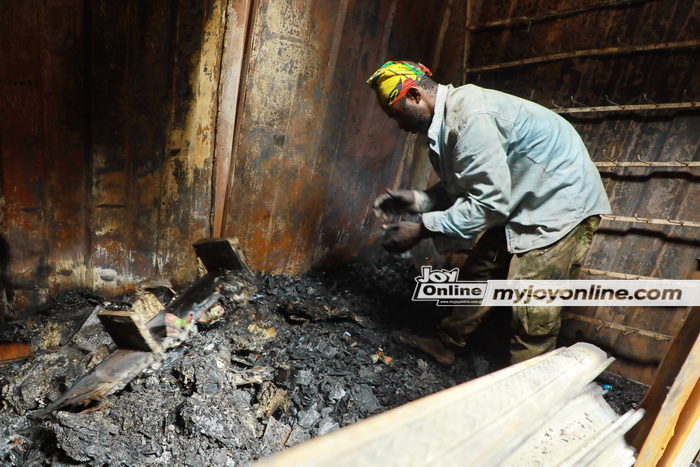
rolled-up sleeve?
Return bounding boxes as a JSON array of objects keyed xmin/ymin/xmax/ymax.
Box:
[{"xmin": 422, "ymin": 113, "xmax": 511, "ymax": 244}]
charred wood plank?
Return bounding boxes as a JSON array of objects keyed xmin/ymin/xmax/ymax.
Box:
[
  {"xmin": 33, "ymin": 349, "xmax": 156, "ymax": 417},
  {"xmin": 33, "ymin": 237, "xmax": 254, "ymax": 417},
  {"xmin": 97, "ymin": 308, "xmax": 163, "ymax": 353},
  {"xmin": 193, "ymin": 237, "xmax": 253, "ymax": 274}
]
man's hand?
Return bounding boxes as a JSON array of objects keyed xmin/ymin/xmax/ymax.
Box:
[
  {"xmin": 372, "ymin": 189, "xmax": 417, "ymax": 220},
  {"xmin": 381, "ymin": 221, "xmax": 434, "ymax": 254}
]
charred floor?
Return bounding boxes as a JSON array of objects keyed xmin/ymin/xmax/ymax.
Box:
[{"xmin": 0, "ymin": 256, "xmax": 647, "ymax": 466}]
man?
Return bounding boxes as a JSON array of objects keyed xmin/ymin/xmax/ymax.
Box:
[{"xmin": 367, "ymin": 61, "xmax": 611, "ymax": 365}]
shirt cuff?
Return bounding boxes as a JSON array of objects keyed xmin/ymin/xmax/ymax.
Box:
[
  {"xmin": 412, "ymin": 190, "xmax": 434, "ymax": 213},
  {"xmin": 421, "ymin": 211, "xmax": 445, "ymax": 233}
]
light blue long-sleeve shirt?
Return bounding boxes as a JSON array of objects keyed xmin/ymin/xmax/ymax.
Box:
[{"xmin": 419, "ymin": 84, "xmax": 611, "ymax": 254}]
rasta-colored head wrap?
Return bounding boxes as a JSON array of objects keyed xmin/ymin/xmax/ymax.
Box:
[{"xmin": 367, "ymin": 61, "xmax": 433, "ymax": 106}]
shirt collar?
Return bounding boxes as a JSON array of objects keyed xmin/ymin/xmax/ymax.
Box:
[{"xmin": 427, "ymin": 84, "xmax": 448, "ymax": 154}]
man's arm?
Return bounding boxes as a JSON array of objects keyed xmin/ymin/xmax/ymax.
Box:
[
  {"xmin": 372, "ymin": 182, "xmax": 450, "ymax": 220},
  {"xmin": 412, "ymin": 183, "xmax": 452, "ymax": 212},
  {"xmin": 421, "ymin": 113, "xmax": 512, "ymax": 244}
]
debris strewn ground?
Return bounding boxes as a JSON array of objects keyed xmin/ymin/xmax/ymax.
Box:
[{"xmin": 0, "ymin": 256, "xmax": 647, "ymax": 465}]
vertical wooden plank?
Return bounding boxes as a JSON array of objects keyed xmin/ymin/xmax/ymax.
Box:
[
  {"xmin": 213, "ymin": 0, "xmax": 253, "ymax": 237},
  {"xmin": 631, "ymin": 308, "xmax": 700, "ymax": 465}
]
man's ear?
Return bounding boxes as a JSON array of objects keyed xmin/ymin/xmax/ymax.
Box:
[{"xmin": 406, "ymin": 87, "xmax": 421, "ymax": 104}]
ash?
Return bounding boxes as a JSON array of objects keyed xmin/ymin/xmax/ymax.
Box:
[{"xmin": 0, "ymin": 256, "xmax": 644, "ymax": 465}]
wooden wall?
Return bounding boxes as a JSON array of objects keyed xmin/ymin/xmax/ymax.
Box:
[
  {"xmin": 435, "ymin": 0, "xmax": 699, "ymax": 384},
  {"xmin": 1, "ymin": 0, "xmax": 227, "ymax": 309}
]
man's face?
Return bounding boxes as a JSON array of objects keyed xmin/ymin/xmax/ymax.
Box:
[{"xmin": 382, "ymin": 97, "xmax": 432, "ymax": 134}]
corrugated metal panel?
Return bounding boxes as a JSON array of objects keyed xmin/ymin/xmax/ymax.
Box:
[
  {"xmin": 220, "ymin": 0, "xmax": 443, "ymax": 273},
  {"xmin": 1, "ymin": 0, "xmax": 87, "ymax": 307},
  {"xmin": 0, "ymin": 0, "xmax": 447, "ymax": 309},
  {"xmin": 1, "ymin": 0, "xmax": 227, "ymax": 309},
  {"xmin": 437, "ymin": 0, "xmax": 699, "ymax": 384}
]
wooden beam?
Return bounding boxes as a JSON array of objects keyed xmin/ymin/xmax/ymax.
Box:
[
  {"xmin": 431, "ymin": 0, "xmax": 454, "ymax": 70},
  {"xmin": 595, "ymin": 160, "xmax": 700, "ymax": 168},
  {"xmin": 562, "ymin": 312, "xmax": 673, "ymax": 341},
  {"xmin": 466, "ymin": 40, "xmax": 700, "ymax": 73},
  {"xmin": 212, "ymin": 0, "xmax": 254, "ymax": 237},
  {"xmin": 469, "ymin": 0, "xmax": 655, "ymax": 30},
  {"xmin": 461, "ymin": 0, "xmax": 472, "ymax": 84},
  {"xmin": 628, "ymin": 308, "xmax": 700, "ymax": 464},
  {"xmin": 659, "ymin": 379, "xmax": 700, "ymax": 466},
  {"xmin": 601, "ymin": 214, "xmax": 700, "ymax": 229},
  {"xmin": 553, "ymin": 101, "xmax": 700, "ymax": 114},
  {"xmin": 580, "ymin": 268, "xmax": 659, "ymax": 281}
]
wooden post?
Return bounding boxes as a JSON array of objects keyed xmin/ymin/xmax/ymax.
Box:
[
  {"xmin": 212, "ymin": 0, "xmax": 254, "ymax": 237},
  {"xmin": 466, "ymin": 40, "xmax": 700, "ymax": 73},
  {"xmin": 553, "ymin": 101, "xmax": 700, "ymax": 114},
  {"xmin": 431, "ymin": 0, "xmax": 454, "ymax": 69},
  {"xmin": 462, "ymin": 0, "xmax": 472, "ymax": 84},
  {"xmin": 629, "ymin": 308, "xmax": 700, "ymax": 465}
]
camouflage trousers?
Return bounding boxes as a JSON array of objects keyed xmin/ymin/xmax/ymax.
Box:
[{"xmin": 436, "ymin": 216, "xmax": 600, "ymax": 364}]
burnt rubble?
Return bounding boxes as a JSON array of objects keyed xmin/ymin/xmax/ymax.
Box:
[{"xmin": 0, "ymin": 256, "xmax": 646, "ymax": 466}]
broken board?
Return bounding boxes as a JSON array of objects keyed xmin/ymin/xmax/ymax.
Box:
[
  {"xmin": 34, "ymin": 237, "xmax": 255, "ymax": 416},
  {"xmin": 97, "ymin": 309, "xmax": 162, "ymax": 353}
]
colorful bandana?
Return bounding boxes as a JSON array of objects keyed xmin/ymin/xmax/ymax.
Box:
[{"xmin": 367, "ymin": 61, "xmax": 433, "ymax": 106}]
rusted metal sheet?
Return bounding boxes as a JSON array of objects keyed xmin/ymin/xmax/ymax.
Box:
[
  {"xmin": 438, "ymin": 0, "xmax": 700, "ymax": 384},
  {"xmin": 0, "ymin": 0, "xmax": 86, "ymax": 308},
  {"xmin": 0, "ymin": 0, "xmax": 227, "ymax": 310},
  {"xmin": 220, "ymin": 0, "xmax": 444, "ymax": 273}
]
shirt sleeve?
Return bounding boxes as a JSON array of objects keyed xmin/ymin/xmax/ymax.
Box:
[
  {"xmin": 421, "ymin": 113, "xmax": 511, "ymax": 244},
  {"xmin": 412, "ymin": 183, "xmax": 452, "ymax": 212}
]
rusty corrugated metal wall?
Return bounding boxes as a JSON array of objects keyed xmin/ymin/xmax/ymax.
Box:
[
  {"xmin": 0, "ymin": 0, "xmax": 444, "ymax": 310},
  {"xmin": 218, "ymin": 0, "xmax": 443, "ymax": 272},
  {"xmin": 1, "ymin": 0, "xmax": 227, "ymax": 309},
  {"xmin": 434, "ymin": 0, "xmax": 699, "ymax": 384}
]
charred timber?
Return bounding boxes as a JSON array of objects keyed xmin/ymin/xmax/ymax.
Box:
[{"xmin": 466, "ymin": 40, "xmax": 700, "ymax": 73}]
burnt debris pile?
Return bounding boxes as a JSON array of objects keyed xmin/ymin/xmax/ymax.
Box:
[{"xmin": 0, "ymin": 256, "xmax": 645, "ymax": 466}]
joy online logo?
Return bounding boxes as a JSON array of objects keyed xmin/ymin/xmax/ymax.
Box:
[{"xmin": 412, "ymin": 266, "xmax": 486, "ymax": 306}]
